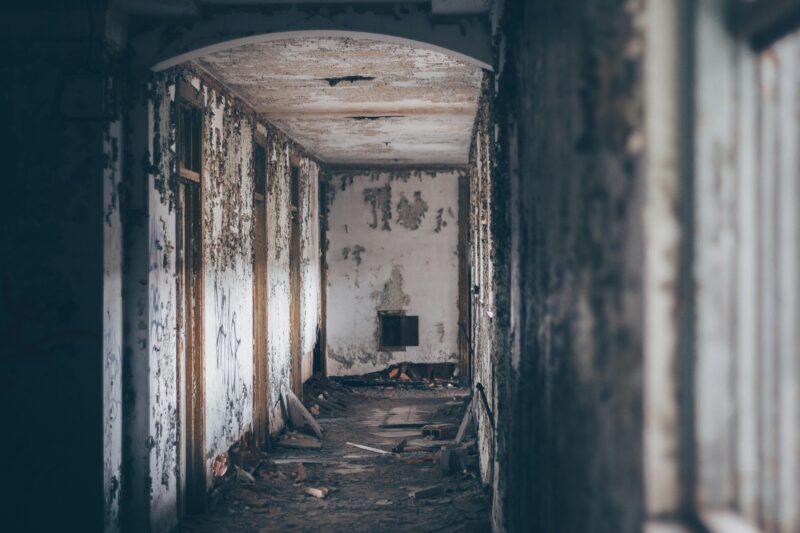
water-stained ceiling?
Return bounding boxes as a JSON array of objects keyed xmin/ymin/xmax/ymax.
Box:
[{"xmin": 196, "ymin": 36, "xmax": 485, "ymax": 166}]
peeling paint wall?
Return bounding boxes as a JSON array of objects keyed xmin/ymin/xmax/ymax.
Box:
[
  {"xmin": 103, "ymin": 45, "xmax": 125, "ymax": 533},
  {"xmin": 196, "ymin": 75, "xmax": 255, "ymax": 481},
  {"xmin": 263, "ymin": 128, "xmax": 322, "ymax": 431},
  {"xmin": 488, "ymin": 1, "xmax": 646, "ymax": 531},
  {"xmin": 142, "ymin": 67, "xmax": 324, "ymax": 528},
  {"xmin": 326, "ymin": 169, "xmax": 461, "ymax": 376},
  {"xmin": 299, "ymin": 157, "xmax": 322, "ymax": 382},
  {"xmin": 148, "ymin": 71, "xmax": 180, "ymax": 531},
  {"xmin": 468, "ymin": 75, "xmax": 496, "ymax": 485}
]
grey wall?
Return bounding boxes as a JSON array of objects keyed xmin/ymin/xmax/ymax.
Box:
[
  {"xmin": 326, "ymin": 169, "xmax": 461, "ymax": 376},
  {"xmin": 484, "ymin": 1, "xmax": 647, "ymax": 531},
  {"xmin": 692, "ymin": 1, "xmax": 800, "ymax": 529}
]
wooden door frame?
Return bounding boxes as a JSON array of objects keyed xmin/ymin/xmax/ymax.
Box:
[
  {"xmin": 252, "ymin": 133, "xmax": 270, "ymax": 449},
  {"xmin": 176, "ymin": 81, "xmax": 206, "ymax": 516},
  {"xmin": 289, "ymin": 159, "xmax": 302, "ymax": 398}
]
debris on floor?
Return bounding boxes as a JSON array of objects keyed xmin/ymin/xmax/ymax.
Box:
[
  {"xmin": 331, "ymin": 362, "xmax": 461, "ymax": 389},
  {"xmin": 182, "ymin": 385, "xmax": 489, "ymax": 533}
]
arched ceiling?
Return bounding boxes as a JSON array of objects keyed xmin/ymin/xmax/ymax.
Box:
[{"xmin": 195, "ymin": 36, "xmax": 485, "ymax": 166}]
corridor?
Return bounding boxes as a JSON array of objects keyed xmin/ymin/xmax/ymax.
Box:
[{"xmin": 5, "ymin": 1, "xmax": 800, "ymax": 532}]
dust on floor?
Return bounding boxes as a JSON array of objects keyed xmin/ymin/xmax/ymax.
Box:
[{"xmin": 182, "ymin": 386, "xmax": 491, "ymax": 532}]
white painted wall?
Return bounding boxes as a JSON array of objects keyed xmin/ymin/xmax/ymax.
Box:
[
  {"xmin": 200, "ymin": 84, "xmax": 255, "ymax": 478},
  {"xmin": 326, "ymin": 170, "xmax": 460, "ymax": 376}
]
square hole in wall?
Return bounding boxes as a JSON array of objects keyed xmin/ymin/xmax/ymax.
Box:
[{"xmin": 380, "ymin": 312, "xmax": 419, "ymax": 350}]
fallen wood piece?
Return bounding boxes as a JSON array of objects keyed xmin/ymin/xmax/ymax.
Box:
[
  {"xmin": 422, "ymin": 423, "xmax": 458, "ymax": 440},
  {"xmin": 409, "ymin": 485, "xmax": 444, "ymax": 499},
  {"xmin": 378, "ymin": 422, "xmax": 429, "ymax": 429},
  {"xmin": 392, "ymin": 439, "xmax": 408, "ymax": 453},
  {"xmin": 251, "ymin": 459, "xmax": 267, "ymax": 477},
  {"xmin": 314, "ymin": 397, "xmax": 346, "ymax": 412},
  {"xmin": 276, "ymin": 436, "xmax": 322, "ymax": 450},
  {"xmin": 403, "ymin": 445, "xmax": 440, "ymax": 453},
  {"xmin": 346, "ymin": 441, "xmax": 391, "ymax": 455},
  {"xmin": 294, "ymin": 463, "xmax": 308, "ymax": 482},
  {"xmin": 270, "ymin": 458, "xmax": 328, "ymax": 465},
  {"xmin": 440, "ymin": 447, "xmax": 468, "ymax": 475},
  {"xmin": 455, "ymin": 397, "xmax": 474, "ymax": 444},
  {"xmin": 407, "ymin": 438, "xmax": 445, "ymax": 448},
  {"xmin": 402, "ymin": 455, "xmax": 438, "ymax": 465},
  {"xmin": 330, "ymin": 377, "xmax": 427, "ymax": 389},
  {"xmin": 285, "ymin": 388, "xmax": 324, "ymax": 439},
  {"xmin": 304, "ymin": 487, "xmax": 329, "ymax": 499},
  {"xmin": 235, "ymin": 466, "xmax": 255, "ymax": 484}
]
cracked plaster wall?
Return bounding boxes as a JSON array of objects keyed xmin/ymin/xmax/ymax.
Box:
[
  {"xmin": 326, "ymin": 169, "xmax": 461, "ymax": 376},
  {"xmin": 141, "ymin": 67, "xmax": 323, "ymax": 529},
  {"xmin": 265, "ymin": 128, "xmax": 322, "ymax": 433},
  {"xmin": 468, "ymin": 75, "xmax": 496, "ymax": 486}
]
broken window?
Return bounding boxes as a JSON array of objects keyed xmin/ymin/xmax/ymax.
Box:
[{"xmin": 380, "ymin": 313, "xmax": 419, "ymax": 350}]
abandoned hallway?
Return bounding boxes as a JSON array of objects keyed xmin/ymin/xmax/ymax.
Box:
[{"xmin": 5, "ymin": 1, "xmax": 800, "ymax": 532}]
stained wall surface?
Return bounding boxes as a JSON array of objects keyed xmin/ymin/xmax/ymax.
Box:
[
  {"xmin": 486, "ymin": 1, "xmax": 647, "ymax": 531},
  {"xmin": 326, "ymin": 169, "xmax": 461, "ymax": 376},
  {"xmin": 122, "ymin": 66, "xmax": 324, "ymax": 532}
]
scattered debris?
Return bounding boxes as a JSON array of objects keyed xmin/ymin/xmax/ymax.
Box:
[
  {"xmin": 389, "ymin": 368, "xmax": 400, "ymax": 379},
  {"xmin": 455, "ymin": 397, "xmax": 474, "ymax": 444},
  {"xmin": 212, "ymin": 453, "xmax": 229, "ymax": 479},
  {"xmin": 440, "ymin": 447, "xmax": 468, "ymax": 475},
  {"xmin": 285, "ymin": 388, "xmax": 324, "ymax": 439},
  {"xmin": 409, "ymin": 485, "xmax": 444, "ymax": 500},
  {"xmin": 399, "ymin": 372, "xmax": 411, "ymax": 382},
  {"xmin": 294, "ymin": 463, "xmax": 308, "ymax": 482},
  {"xmin": 303, "ymin": 487, "xmax": 330, "ymax": 499},
  {"xmin": 235, "ymin": 466, "xmax": 255, "ymax": 484},
  {"xmin": 422, "ymin": 423, "xmax": 458, "ymax": 440},
  {"xmin": 346, "ymin": 441, "xmax": 391, "ymax": 455},
  {"xmin": 392, "ymin": 439, "xmax": 408, "ymax": 453},
  {"xmin": 310, "ymin": 404, "xmax": 321, "ymax": 417},
  {"xmin": 271, "ymin": 458, "xmax": 329, "ymax": 465},
  {"xmin": 276, "ymin": 432, "xmax": 323, "ymax": 450}
]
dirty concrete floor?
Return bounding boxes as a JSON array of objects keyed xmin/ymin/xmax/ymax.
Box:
[{"xmin": 182, "ymin": 387, "xmax": 491, "ymax": 532}]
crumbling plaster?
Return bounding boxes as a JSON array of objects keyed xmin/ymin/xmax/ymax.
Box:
[
  {"xmin": 326, "ymin": 169, "xmax": 461, "ymax": 376},
  {"xmin": 468, "ymin": 75, "xmax": 496, "ymax": 486},
  {"xmin": 127, "ymin": 65, "xmax": 325, "ymax": 531},
  {"xmin": 194, "ymin": 36, "xmax": 484, "ymax": 165}
]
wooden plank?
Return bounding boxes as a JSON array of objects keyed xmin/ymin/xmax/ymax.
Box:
[
  {"xmin": 253, "ymin": 190, "xmax": 269, "ymax": 448},
  {"xmin": 346, "ymin": 442, "xmax": 390, "ymax": 455},
  {"xmin": 285, "ymin": 387, "xmax": 323, "ymax": 439},
  {"xmin": 455, "ymin": 397, "xmax": 473, "ymax": 444},
  {"xmin": 275, "ymin": 436, "xmax": 322, "ymax": 450}
]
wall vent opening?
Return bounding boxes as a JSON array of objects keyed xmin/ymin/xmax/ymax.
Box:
[{"xmin": 380, "ymin": 312, "xmax": 419, "ymax": 350}]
